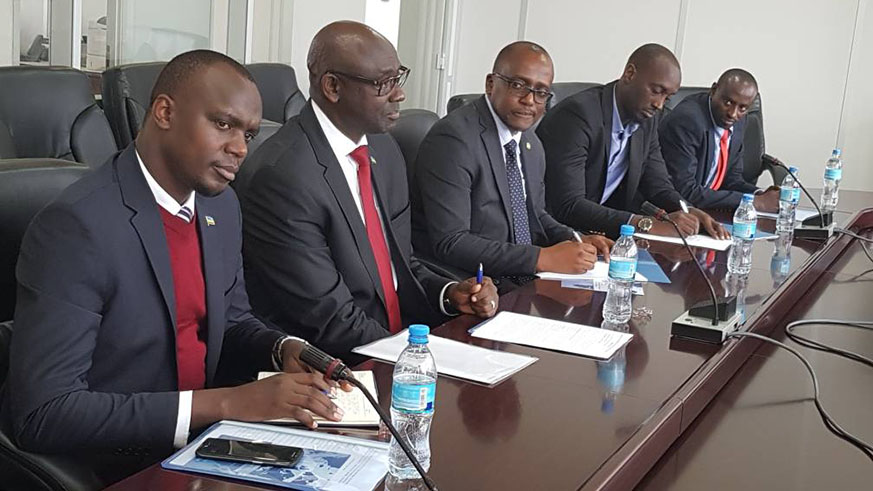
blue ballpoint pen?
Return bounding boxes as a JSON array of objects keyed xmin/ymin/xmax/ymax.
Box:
[{"xmin": 476, "ymin": 262, "xmax": 483, "ymax": 284}]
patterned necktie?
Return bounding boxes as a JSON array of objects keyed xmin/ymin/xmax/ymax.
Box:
[
  {"xmin": 349, "ymin": 145, "xmax": 403, "ymax": 334},
  {"xmin": 710, "ymin": 130, "xmax": 730, "ymax": 190},
  {"xmin": 177, "ymin": 205, "xmax": 193, "ymax": 222},
  {"xmin": 504, "ymin": 140, "xmax": 531, "ymax": 245}
]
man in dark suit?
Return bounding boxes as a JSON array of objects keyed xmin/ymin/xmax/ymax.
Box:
[
  {"xmin": 2, "ymin": 51, "xmax": 345, "ymax": 485},
  {"xmin": 660, "ymin": 68, "xmax": 779, "ymax": 211},
  {"xmin": 412, "ymin": 41, "xmax": 611, "ymax": 286},
  {"xmin": 239, "ymin": 21, "xmax": 498, "ymax": 359},
  {"xmin": 537, "ymin": 44, "xmax": 727, "ymax": 240}
]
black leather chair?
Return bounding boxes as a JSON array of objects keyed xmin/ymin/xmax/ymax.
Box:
[
  {"xmin": 388, "ymin": 109, "xmax": 439, "ymax": 181},
  {"xmin": 246, "ymin": 63, "xmax": 306, "ymax": 124},
  {"xmin": 0, "ymin": 67, "xmax": 117, "ymax": 168},
  {"xmin": 446, "ymin": 93, "xmax": 481, "ymax": 114},
  {"xmin": 0, "ymin": 159, "xmax": 102, "ymax": 491},
  {"xmin": 0, "ymin": 120, "xmax": 15, "ymax": 159},
  {"xmin": 101, "ymin": 62, "xmax": 166, "ymax": 148},
  {"xmin": 549, "ymin": 81, "xmax": 599, "ymax": 109}
]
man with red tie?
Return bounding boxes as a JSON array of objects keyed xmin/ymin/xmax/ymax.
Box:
[
  {"xmin": 659, "ymin": 68, "xmax": 779, "ymax": 211},
  {"xmin": 238, "ymin": 21, "xmax": 498, "ymax": 360}
]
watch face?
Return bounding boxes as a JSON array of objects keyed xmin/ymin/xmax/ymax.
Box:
[{"xmin": 640, "ymin": 218, "xmax": 653, "ymax": 232}]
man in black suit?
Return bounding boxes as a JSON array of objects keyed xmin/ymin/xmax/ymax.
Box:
[
  {"xmin": 239, "ymin": 21, "xmax": 498, "ymax": 359},
  {"xmin": 2, "ymin": 51, "xmax": 345, "ymax": 484},
  {"xmin": 412, "ymin": 42, "xmax": 611, "ymax": 286},
  {"xmin": 537, "ymin": 44, "xmax": 727, "ymax": 239},
  {"xmin": 660, "ymin": 68, "xmax": 779, "ymax": 211}
]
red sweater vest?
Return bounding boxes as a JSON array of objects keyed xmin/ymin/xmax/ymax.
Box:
[{"xmin": 159, "ymin": 207, "xmax": 207, "ymax": 391}]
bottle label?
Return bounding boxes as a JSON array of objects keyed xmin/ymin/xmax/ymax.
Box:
[
  {"xmin": 392, "ymin": 382, "xmax": 436, "ymax": 414},
  {"xmin": 779, "ymin": 187, "xmax": 793, "ymax": 202},
  {"xmin": 792, "ymin": 187, "xmax": 801, "ymax": 203},
  {"xmin": 824, "ymin": 168, "xmax": 842, "ymax": 181},
  {"xmin": 733, "ymin": 222, "xmax": 756, "ymax": 239},
  {"xmin": 608, "ymin": 258, "xmax": 637, "ymax": 280}
]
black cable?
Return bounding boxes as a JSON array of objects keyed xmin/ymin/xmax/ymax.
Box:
[
  {"xmin": 834, "ymin": 228, "xmax": 873, "ymax": 265},
  {"xmin": 664, "ymin": 217, "xmax": 720, "ymax": 326},
  {"xmin": 727, "ymin": 331, "xmax": 873, "ymax": 461},
  {"xmin": 784, "ymin": 320, "xmax": 873, "ymax": 369},
  {"xmin": 765, "ymin": 156, "xmax": 826, "ymax": 228},
  {"xmin": 347, "ymin": 376, "xmax": 438, "ymax": 491}
]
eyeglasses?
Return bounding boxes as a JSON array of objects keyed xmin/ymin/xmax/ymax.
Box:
[
  {"xmin": 491, "ymin": 73, "xmax": 552, "ymax": 104},
  {"xmin": 331, "ymin": 66, "xmax": 410, "ymax": 96}
]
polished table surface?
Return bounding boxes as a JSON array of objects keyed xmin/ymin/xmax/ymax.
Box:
[{"xmin": 108, "ymin": 197, "xmax": 873, "ymax": 491}]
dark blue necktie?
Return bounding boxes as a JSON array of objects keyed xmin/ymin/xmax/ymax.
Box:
[{"xmin": 504, "ymin": 140, "xmax": 531, "ymax": 245}]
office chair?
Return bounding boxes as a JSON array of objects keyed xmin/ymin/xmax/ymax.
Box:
[
  {"xmin": 0, "ymin": 67, "xmax": 117, "ymax": 168},
  {"xmin": 246, "ymin": 63, "xmax": 306, "ymax": 124},
  {"xmin": 101, "ymin": 62, "xmax": 166, "ymax": 148},
  {"xmin": 0, "ymin": 158, "xmax": 101, "ymax": 491},
  {"xmin": 388, "ymin": 109, "xmax": 440, "ymax": 183},
  {"xmin": 0, "ymin": 120, "xmax": 15, "ymax": 159}
]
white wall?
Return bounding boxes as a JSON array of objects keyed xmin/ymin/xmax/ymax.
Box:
[
  {"xmin": 441, "ymin": 0, "xmax": 873, "ymax": 191},
  {"xmin": 0, "ymin": 0, "xmax": 16, "ymax": 65}
]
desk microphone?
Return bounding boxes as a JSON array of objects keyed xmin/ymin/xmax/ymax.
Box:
[
  {"xmin": 299, "ymin": 343, "xmax": 438, "ymax": 491},
  {"xmin": 762, "ymin": 154, "xmax": 833, "ymax": 239},
  {"xmin": 641, "ymin": 201, "xmax": 740, "ymax": 342}
]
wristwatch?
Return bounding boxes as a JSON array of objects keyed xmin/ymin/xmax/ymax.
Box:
[{"xmin": 637, "ymin": 216, "xmax": 654, "ymax": 233}]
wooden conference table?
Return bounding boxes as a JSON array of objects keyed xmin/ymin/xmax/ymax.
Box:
[{"xmin": 110, "ymin": 193, "xmax": 873, "ymax": 490}]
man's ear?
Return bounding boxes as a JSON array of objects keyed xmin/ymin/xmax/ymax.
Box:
[
  {"xmin": 150, "ymin": 94, "xmax": 174, "ymax": 130},
  {"xmin": 621, "ymin": 63, "xmax": 637, "ymax": 84},
  {"xmin": 485, "ymin": 73, "xmax": 494, "ymax": 97},
  {"xmin": 321, "ymin": 73, "xmax": 342, "ymax": 104}
]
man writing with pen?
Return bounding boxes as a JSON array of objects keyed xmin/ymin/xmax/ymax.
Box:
[{"xmin": 412, "ymin": 41, "xmax": 612, "ymax": 291}]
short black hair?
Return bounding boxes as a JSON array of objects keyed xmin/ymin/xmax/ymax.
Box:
[
  {"xmin": 626, "ymin": 43, "xmax": 680, "ymax": 72},
  {"xmin": 717, "ymin": 68, "xmax": 758, "ymax": 90},
  {"xmin": 492, "ymin": 41, "xmax": 551, "ymax": 73},
  {"xmin": 149, "ymin": 49, "xmax": 255, "ymax": 106}
]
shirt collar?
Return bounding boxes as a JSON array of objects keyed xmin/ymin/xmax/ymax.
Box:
[
  {"xmin": 612, "ymin": 91, "xmax": 640, "ymax": 138},
  {"xmin": 311, "ymin": 100, "xmax": 369, "ymax": 157},
  {"xmin": 485, "ymin": 96, "xmax": 522, "ymax": 148},
  {"xmin": 135, "ymin": 148, "xmax": 196, "ymax": 220},
  {"xmin": 708, "ymin": 96, "xmax": 731, "ymax": 136}
]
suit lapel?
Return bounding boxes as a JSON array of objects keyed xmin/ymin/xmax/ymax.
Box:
[
  {"xmin": 196, "ymin": 196, "xmax": 223, "ymax": 386},
  {"xmin": 625, "ymin": 128, "xmax": 644, "ymax": 206},
  {"xmin": 300, "ymin": 105, "xmax": 387, "ymax": 305},
  {"xmin": 598, "ymin": 83, "xmax": 617, "ymax": 198},
  {"xmin": 475, "ymin": 98, "xmax": 515, "ymax": 237},
  {"xmin": 519, "ymin": 132, "xmax": 544, "ymax": 239},
  {"xmin": 117, "ymin": 145, "xmax": 176, "ymax": 337}
]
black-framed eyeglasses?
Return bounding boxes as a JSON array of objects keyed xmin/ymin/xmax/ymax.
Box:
[
  {"xmin": 491, "ymin": 73, "xmax": 552, "ymax": 104},
  {"xmin": 331, "ymin": 66, "xmax": 410, "ymax": 96}
]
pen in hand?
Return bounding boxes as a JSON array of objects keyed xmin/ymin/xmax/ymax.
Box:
[
  {"xmin": 476, "ymin": 262, "xmax": 483, "ymax": 284},
  {"xmin": 572, "ymin": 231, "xmax": 583, "ymax": 243}
]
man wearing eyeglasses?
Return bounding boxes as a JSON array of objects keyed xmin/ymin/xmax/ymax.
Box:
[
  {"xmin": 237, "ymin": 21, "xmax": 498, "ymax": 360},
  {"xmin": 412, "ymin": 42, "xmax": 612, "ymax": 289},
  {"xmin": 537, "ymin": 44, "xmax": 728, "ymax": 240}
]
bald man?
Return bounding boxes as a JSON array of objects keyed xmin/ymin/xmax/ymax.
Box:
[
  {"xmin": 238, "ymin": 22, "xmax": 497, "ymax": 359},
  {"xmin": 412, "ymin": 42, "xmax": 611, "ymax": 288},
  {"xmin": 3, "ymin": 50, "xmax": 346, "ymax": 485},
  {"xmin": 538, "ymin": 44, "xmax": 726, "ymax": 239},
  {"xmin": 660, "ymin": 69, "xmax": 779, "ymax": 211}
]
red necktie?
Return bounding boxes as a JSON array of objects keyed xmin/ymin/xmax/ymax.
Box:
[
  {"xmin": 349, "ymin": 145, "xmax": 403, "ymax": 334},
  {"xmin": 710, "ymin": 130, "xmax": 730, "ymax": 190}
]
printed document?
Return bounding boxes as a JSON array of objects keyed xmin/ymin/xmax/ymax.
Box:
[
  {"xmin": 538, "ymin": 261, "xmax": 647, "ymax": 282},
  {"xmin": 634, "ymin": 232, "xmax": 732, "ymax": 251},
  {"xmin": 258, "ymin": 371, "xmax": 379, "ymax": 426}
]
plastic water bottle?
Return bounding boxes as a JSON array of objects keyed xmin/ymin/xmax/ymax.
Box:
[
  {"xmin": 770, "ymin": 232, "xmax": 792, "ymax": 287},
  {"xmin": 724, "ymin": 272, "xmax": 749, "ymax": 325},
  {"xmin": 820, "ymin": 148, "xmax": 842, "ymax": 213},
  {"xmin": 776, "ymin": 166, "xmax": 800, "ymax": 233},
  {"xmin": 727, "ymin": 194, "xmax": 757, "ymax": 275},
  {"xmin": 388, "ymin": 325, "xmax": 437, "ymax": 480},
  {"xmin": 603, "ymin": 225, "xmax": 637, "ymax": 323}
]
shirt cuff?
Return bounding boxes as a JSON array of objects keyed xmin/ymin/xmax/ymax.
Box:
[
  {"xmin": 439, "ymin": 281, "xmax": 459, "ymax": 316},
  {"xmin": 174, "ymin": 390, "xmax": 193, "ymax": 449}
]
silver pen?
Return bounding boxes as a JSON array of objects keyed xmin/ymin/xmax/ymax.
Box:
[
  {"xmin": 679, "ymin": 199, "xmax": 690, "ymax": 214},
  {"xmin": 572, "ymin": 230, "xmax": 583, "ymax": 242}
]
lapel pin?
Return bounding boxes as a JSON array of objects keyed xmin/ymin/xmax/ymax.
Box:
[
  {"xmin": 205, "ymin": 216, "xmax": 216, "ymax": 226},
  {"xmin": 525, "ymin": 141, "xmax": 531, "ymax": 150},
  {"xmin": 370, "ymin": 155, "xmax": 377, "ymax": 165}
]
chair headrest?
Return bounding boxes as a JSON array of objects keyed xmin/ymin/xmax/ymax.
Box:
[
  {"xmin": 246, "ymin": 63, "xmax": 306, "ymax": 123},
  {"xmin": 101, "ymin": 62, "xmax": 167, "ymax": 147}
]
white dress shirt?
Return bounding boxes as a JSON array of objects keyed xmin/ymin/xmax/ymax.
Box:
[
  {"xmin": 484, "ymin": 97, "xmax": 526, "ymax": 199},
  {"xmin": 135, "ymin": 149, "xmax": 195, "ymax": 449}
]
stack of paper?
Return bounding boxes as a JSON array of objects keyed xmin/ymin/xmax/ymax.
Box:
[
  {"xmin": 352, "ymin": 330, "xmax": 538, "ymax": 385},
  {"xmin": 757, "ymin": 207, "xmax": 819, "ymax": 222},
  {"xmin": 538, "ymin": 261, "xmax": 647, "ymax": 282},
  {"xmin": 634, "ymin": 232, "xmax": 732, "ymax": 251},
  {"xmin": 163, "ymin": 420, "xmax": 389, "ymax": 490},
  {"xmin": 258, "ymin": 371, "xmax": 380, "ymax": 427},
  {"xmin": 470, "ymin": 311, "xmax": 632, "ymax": 360}
]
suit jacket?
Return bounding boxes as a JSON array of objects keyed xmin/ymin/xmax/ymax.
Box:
[
  {"xmin": 412, "ymin": 96, "xmax": 574, "ymax": 279},
  {"xmin": 659, "ymin": 92, "xmax": 758, "ymax": 209},
  {"xmin": 3, "ymin": 145, "xmax": 283, "ymax": 455},
  {"xmin": 238, "ymin": 102, "xmax": 450, "ymax": 359},
  {"xmin": 537, "ymin": 81, "xmax": 684, "ymax": 237}
]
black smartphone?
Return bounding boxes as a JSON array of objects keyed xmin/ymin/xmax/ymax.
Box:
[{"xmin": 195, "ymin": 438, "xmax": 304, "ymax": 467}]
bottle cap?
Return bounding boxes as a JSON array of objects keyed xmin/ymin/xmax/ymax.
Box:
[
  {"xmin": 620, "ymin": 224, "xmax": 635, "ymax": 236},
  {"xmin": 409, "ymin": 324, "xmax": 429, "ymax": 344},
  {"xmin": 832, "ymin": 148, "xmax": 841, "ymax": 157},
  {"xmin": 742, "ymin": 193, "xmax": 754, "ymax": 202},
  {"xmin": 788, "ymin": 166, "xmax": 798, "ymax": 173}
]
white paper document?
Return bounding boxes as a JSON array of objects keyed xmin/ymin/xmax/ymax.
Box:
[
  {"xmin": 162, "ymin": 420, "xmax": 388, "ymax": 490},
  {"xmin": 258, "ymin": 371, "xmax": 379, "ymax": 427},
  {"xmin": 352, "ymin": 330, "xmax": 538, "ymax": 385},
  {"xmin": 634, "ymin": 232, "xmax": 732, "ymax": 251},
  {"xmin": 757, "ymin": 207, "xmax": 820, "ymax": 222},
  {"xmin": 561, "ymin": 278, "xmax": 645, "ymax": 295},
  {"xmin": 469, "ymin": 311, "xmax": 633, "ymax": 360},
  {"xmin": 538, "ymin": 260, "xmax": 647, "ymax": 282}
]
